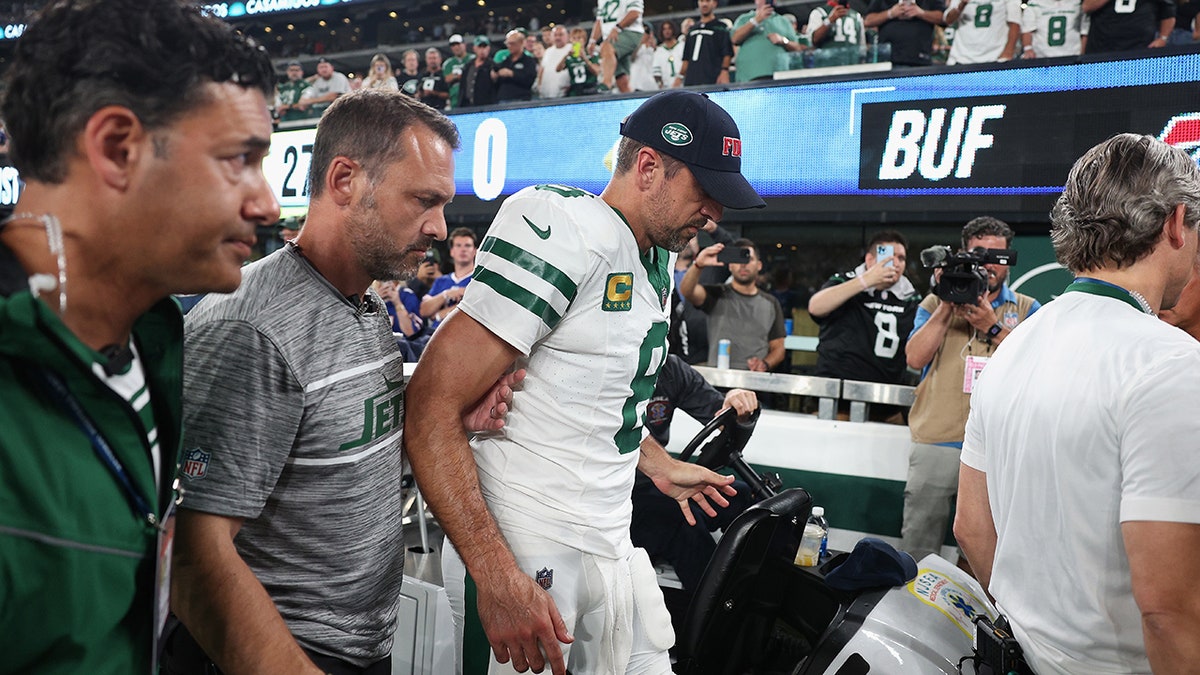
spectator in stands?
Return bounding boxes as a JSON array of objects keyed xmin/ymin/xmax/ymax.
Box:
[
  {"xmin": 864, "ymin": 0, "xmax": 947, "ymax": 66},
  {"xmin": 374, "ymin": 279, "xmax": 423, "ymax": 361},
  {"xmin": 899, "ymin": 216, "xmax": 1039, "ymax": 563},
  {"xmin": 458, "ymin": 36, "xmax": 497, "ymax": 108},
  {"xmin": 681, "ymin": 17, "xmax": 696, "ymax": 35},
  {"xmin": 362, "ymin": 53, "xmax": 398, "ymax": 91},
  {"xmin": 632, "ymin": 355, "xmax": 758, "ymax": 592},
  {"xmin": 1161, "ymin": 263, "xmax": 1200, "ymax": 340},
  {"xmin": 681, "ymin": 238, "xmax": 788, "ymax": 372},
  {"xmin": 421, "ymin": 226, "xmax": 477, "ymax": 330},
  {"xmin": 397, "ymin": 49, "xmax": 422, "ymax": 97},
  {"xmin": 493, "ymin": 29, "xmax": 538, "ymax": 102},
  {"xmin": 733, "ymin": 0, "xmax": 809, "ymax": 82},
  {"xmin": 681, "ymin": 0, "xmax": 734, "ymax": 86},
  {"xmin": 593, "ymin": 0, "xmax": 646, "ymax": 92},
  {"xmin": 653, "ymin": 19, "xmax": 686, "ymax": 88},
  {"xmin": 1084, "ymin": 0, "xmax": 1174, "ymax": 52},
  {"xmin": 275, "ymin": 60, "xmax": 311, "ymax": 122},
  {"xmin": 280, "ymin": 216, "xmax": 303, "ymax": 244},
  {"xmin": 630, "ymin": 26, "xmax": 661, "ymax": 90},
  {"xmin": 1020, "ymin": 0, "xmax": 1088, "ymax": 58},
  {"xmin": 943, "ymin": 0, "xmax": 1021, "ymax": 63},
  {"xmin": 956, "ymin": 134, "xmax": 1200, "ymax": 675},
  {"xmin": 296, "ymin": 57, "xmax": 349, "ymax": 116},
  {"xmin": 444, "ymin": 34, "xmax": 470, "ymax": 110},
  {"xmin": 0, "ymin": 2, "xmax": 276, "ymax": 671},
  {"xmin": 405, "ymin": 252, "xmax": 440, "ymax": 303},
  {"xmin": 809, "ymin": 0, "xmax": 869, "ymax": 54},
  {"xmin": 536, "ymin": 24, "xmax": 572, "ymax": 99},
  {"xmin": 1169, "ymin": 0, "xmax": 1200, "ymax": 44},
  {"xmin": 559, "ymin": 27, "xmax": 603, "ymax": 96},
  {"xmin": 809, "ymin": 231, "xmax": 920, "ymax": 391},
  {"xmin": 418, "ymin": 47, "xmax": 451, "ymax": 110}
]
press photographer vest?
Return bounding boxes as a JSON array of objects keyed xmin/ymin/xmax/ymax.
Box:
[{"xmin": 908, "ymin": 290, "xmax": 1036, "ymax": 444}]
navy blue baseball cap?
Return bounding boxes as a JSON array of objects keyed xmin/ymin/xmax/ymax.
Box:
[
  {"xmin": 619, "ymin": 90, "xmax": 765, "ymax": 210},
  {"xmin": 824, "ymin": 537, "xmax": 918, "ymax": 592}
]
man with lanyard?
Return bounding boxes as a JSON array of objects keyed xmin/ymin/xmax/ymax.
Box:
[
  {"xmin": 0, "ymin": 1, "xmax": 278, "ymax": 672},
  {"xmin": 899, "ymin": 216, "xmax": 1039, "ymax": 564},
  {"xmin": 405, "ymin": 90, "xmax": 765, "ymax": 675},
  {"xmin": 956, "ymin": 133, "xmax": 1200, "ymax": 673}
]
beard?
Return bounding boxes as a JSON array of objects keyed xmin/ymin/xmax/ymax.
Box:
[
  {"xmin": 348, "ymin": 190, "xmax": 428, "ymax": 281},
  {"xmin": 644, "ymin": 181, "xmax": 706, "ymax": 253}
]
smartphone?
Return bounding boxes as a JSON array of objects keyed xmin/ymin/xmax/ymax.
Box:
[
  {"xmin": 717, "ymin": 247, "xmax": 752, "ymax": 265},
  {"xmin": 876, "ymin": 244, "xmax": 895, "ymax": 267}
]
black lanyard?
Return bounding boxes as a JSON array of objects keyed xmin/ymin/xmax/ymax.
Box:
[
  {"xmin": 34, "ymin": 367, "xmax": 159, "ymax": 527},
  {"xmin": 1063, "ymin": 277, "xmax": 1151, "ymax": 314}
]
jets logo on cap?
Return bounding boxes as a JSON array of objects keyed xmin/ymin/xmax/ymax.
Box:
[
  {"xmin": 722, "ymin": 137, "xmax": 742, "ymax": 158},
  {"xmin": 661, "ymin": 122, "xmax": 693, "ymax": 146}
]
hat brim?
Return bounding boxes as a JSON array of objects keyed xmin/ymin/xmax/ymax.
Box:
[{"xmin": 690, "ymin": 164, "xmax": 766, "ymax": 210}]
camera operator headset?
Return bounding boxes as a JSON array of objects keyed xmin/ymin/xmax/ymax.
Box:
[{"xmin": 898, "ymin": 217, "xmax": 1041, "ymax": 565}]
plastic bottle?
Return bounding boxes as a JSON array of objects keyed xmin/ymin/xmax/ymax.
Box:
[{"xmin": 810, "ymin": 506, "xmax": 829, "ymax": 561}]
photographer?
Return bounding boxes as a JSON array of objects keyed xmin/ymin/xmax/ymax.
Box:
[{"xmin": 898, "ymin": 217, "xmax": 1039, "ymax": 564}]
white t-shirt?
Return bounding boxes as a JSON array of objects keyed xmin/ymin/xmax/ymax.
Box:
[
  {"xmin": 946, "ymin": 0, "xmax": 1021, "ymax": 64},
  {"xmin": 652, "ymin": 40, "xmax": 686, "ymax": 86},
  {"xmin": 538, "ymin": 43, "xmax": 572, "ymax": 98},
  {"xmin": 963, "ymin": 290, "xmax": 1200, "ymax": 674},
  {"xmin": 301, "ymin": 71, "xmax": 351, "ymax": 99},
  {"xmin": 597, "ymin": 0, "xmax": 645, "ymax": 36},
  {"xmin": 1021, "ymin": 0, "xmax": 1085, "ymax": 57},
  {"xmin": 459, "ymin": 184, "xmax": 671, "ymax": 559},
  {"xmin": 629, "ymin": 43, "xmax": 659, "ymax": 91}
]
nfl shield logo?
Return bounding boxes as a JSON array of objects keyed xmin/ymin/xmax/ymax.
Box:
[
  {"xmin": 536, "ymin": 567, "xmax": 553, "ymax": 590},
  {"xmin": 182, "ymin": 448, "xmax": 210, "ymax": 480}
]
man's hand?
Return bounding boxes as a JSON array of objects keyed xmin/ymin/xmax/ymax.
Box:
[
  {"xmin": 954, "ymin": 295, "xmax": 996, "ymax": 332},
  {"xmin": 461, "ymin": 369, "xmax": 526, "ymax": 433},
  {"xmin": 720, "ymin": 388, "xmax": 758, "ymax": 420},
  {"xmin": 475, "ymin": 568, "xmax": 574, "ymax": 675},
  {"xmin": 746, "ymin": 356, "xmax": 770, "ymax": 372},
  {"xmin": 861, "ymin": 256, "xmax": 902, "ymax": 289},
  {"xmin": 755, "ymin": 3, "xmax": 777, "ymax": 23},
  {"xmin": 830, "ymin": 5, "xmax": 850, "ymax": 20},
  {"xmin": 650, "ymin": 459, "xmax": 738, "ymax": 525},
  {"xmin": 694, "ymin": 242, "xmax": 725, "ymax": 269}
]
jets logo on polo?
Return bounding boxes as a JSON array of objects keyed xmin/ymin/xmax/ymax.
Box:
[
  {"xmin": 722, "ymin": 136, "xmax": 742, "ymax": 158},
  {"xmin": 661, "ymin": 122, "xmax": 693, "ymax": 146},
  {"xmin": 182, "ymin": 448, "xmax": 211, "ymax": 480},
  {"xmin": 536, "ymin": 567, "xmax": 553, "ymax": 590},
  {"xmin": 603, "ymin": 272, "xmax": 634, "ymax": 311},
  {"xmin": 1159, "ymin": 113, "xmax": 1200, "ymax": 161}
]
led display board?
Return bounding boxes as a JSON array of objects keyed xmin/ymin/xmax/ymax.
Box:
[{"xmin": 203, "ymin": 0, "xmax": 362, "ymax": 19}]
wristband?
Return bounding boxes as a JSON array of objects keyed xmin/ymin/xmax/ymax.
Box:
[
  {"xmin": 1158, "ymin": 33, "xmax": 1170, "ymax": 42},
  {"xmin": 750, "ymin": 17, "xmax": 760, "ymax": 27},
  {"xmin": 986, "ymin": 322, "xmax": 1003, "ymax": 338}
]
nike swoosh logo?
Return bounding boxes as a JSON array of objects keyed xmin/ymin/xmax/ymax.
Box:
[{"xmin": 523, "ymin": 215, "xmax": 551, "ymax": 240}]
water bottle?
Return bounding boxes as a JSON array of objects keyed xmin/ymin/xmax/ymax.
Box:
[
  {"xmin": 716, "ymin": 339, "xmax": 731, "ymax": 369},
  {"xmin": 810, "ymin": 506, "xmax": 829, "ymax": 561}
]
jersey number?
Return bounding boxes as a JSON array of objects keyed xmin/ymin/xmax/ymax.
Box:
[
  {"xmin": 691, "ymin": 33, "xmax": 705, "ymax": 60},
  {"xmin": 600, "ymin": 0, "xmax": 622, "ymax": 22},
  {"xmin": 1113, "ymin": 0, "xmax": 1136, "ymax": 12},
  {"xmin": 974, "ymin": 4, "xmax": 993, "ymax": 27},
  {"xmin": 873, "ymin": 311, "xmax": 900, "ymax": 359},
  {"xmin": 616, "ymin": 322, "xmax": 669, "ymax": 454},
  {"xmin": 1046, "ymin": 15, "xmax": 1067, "ymax": 45}
]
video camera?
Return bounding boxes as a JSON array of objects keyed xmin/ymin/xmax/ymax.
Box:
[{"xmin": 920, "ymin": 245, "xmax": 1017, "ymax": 305}]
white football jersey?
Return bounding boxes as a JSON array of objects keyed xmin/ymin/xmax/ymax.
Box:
[
  {"xmin": 1022, "ymin": 0, "xmax": 1084, "ymax": 57},
  {"xmin": 597, "ymin": 0, "xmax": 645, "ymax": 35},
  {"xmin": 947, "ymin": 0, "xmax": 1021, "ymax": 64},
  {"xmin": 459, "ymin": 184, "xmax": 671, "ymax": 558}
]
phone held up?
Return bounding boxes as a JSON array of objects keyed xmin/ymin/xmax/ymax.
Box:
[
  {"xmin": 717, "ymin": 246, "xmax": 753, "ymax": 265},
  {"xmin": 876, "ymin": 244, "xmax": 895, "ymax": 267}
]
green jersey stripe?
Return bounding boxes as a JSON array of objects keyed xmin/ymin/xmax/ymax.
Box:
[
  {"xmin": 480, "ymin": 236, "xmax": 578, "ymax": 302},
  {"xmin": 474, "ymin": 265, "xmax": 565, "ymax": 329}
]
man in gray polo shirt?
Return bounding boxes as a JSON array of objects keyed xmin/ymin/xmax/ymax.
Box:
[{"xmin": 169, "ymin": 90, "xmax": 515, "ymax": 675}]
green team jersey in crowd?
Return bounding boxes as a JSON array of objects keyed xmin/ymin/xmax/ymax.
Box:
[
  {"xmin": 276, "ymin": 79, "xmax": 310, "ymax": 121},
  {"xmin": 443, "ymin": 54, "xmax": 469, "ymax": 110},
  {"xmin": 564, "ymin": 52, "xmax": 600, "ymax": 96}
]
